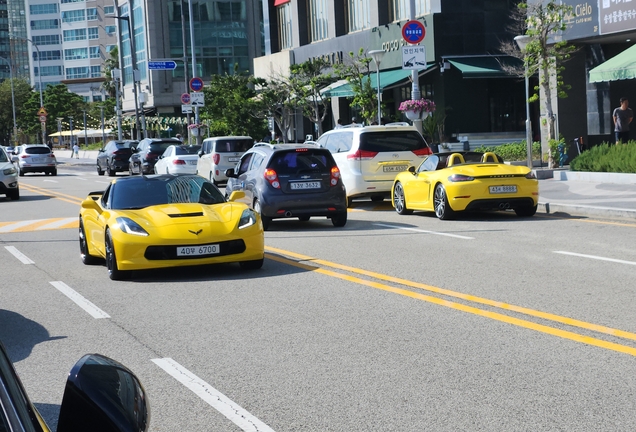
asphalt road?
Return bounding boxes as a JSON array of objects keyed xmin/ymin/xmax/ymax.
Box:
[{"xmin": 2, "ymin": 165, "xmax": 636, "ymax": 431}]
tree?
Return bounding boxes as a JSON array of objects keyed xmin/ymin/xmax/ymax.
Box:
[
  {"xmin": 333, "ymin": 48, "xmax": 377, "ymax": 124},
  {"xmin": 0, "ymin": 78, "xmax": 33, "ymax": 145},
  {"xmin": 289, "ymin": 58, "xmax": 333, "ymax": 137},
  {"xmin": 250, "ymin": 76, "xmax": 297, "ymax": 143},
  {"xmin": 102, "ymin": 46, "xmax": 119, "ymax": 99}
]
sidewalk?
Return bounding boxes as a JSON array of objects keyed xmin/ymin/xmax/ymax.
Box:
[{"xmin": 52, "ymin": 151, "xmax": 636, "ymax": 221}]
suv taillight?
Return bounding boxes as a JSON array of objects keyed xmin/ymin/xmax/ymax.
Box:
[
  {"xmin": 347, "ymin": 149, "xmax": 378, "ymax": 160},
  {"xmin": 212, "ymin": 153, "xmax": 220, "ymax": 164},
  {"xmin": 264, "ymin": 168, "xmax": 280, "ymax": 189},
  {"xmin": 330, "ymin": 166, "xmax": 341, "ymax": 186},
  {"xmin": 412, "ymin": 147, "xmax": 432, "ymax": 156}
]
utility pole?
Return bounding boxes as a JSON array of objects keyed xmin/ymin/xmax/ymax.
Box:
[
  {"xmin": 188, "ymin": 0, "xmax": 202, "ymax": 145},
  {"xmin": 181, "ymin": 0, "xmax": 191, "ymax": 140},
  {"xmin": 112, "ymin": 68, "xmax": 123, "ymax": 140},
  {"xmin": 410, "ymin": 0, "xmax": 423, "ymax": 134}
]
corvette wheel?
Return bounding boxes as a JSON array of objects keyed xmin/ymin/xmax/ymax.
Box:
[
  {"xmin": 254, "ymin": 199, "xmax": 271, "ymax": 231},
  {"xmin": 393, "ymin": 182, "xmax": 413, "ymax": 215},
  {"xmin": 434, "ymin": 184, "xmax": 455, "ymax": 220},
  {"xmin": 79, "ymin": 219, "xmax": 100, "ymax": 265},
  {"xmin": 515, "ymin": 205, "xmax": 537, "ymax": 217},
  {"xmin": 239, "ymin": 258, "xmax": 264, "ymax": 270},
  {"xmin": 105, "ymin": 229, "xmax": 129, "ymax": 280}
]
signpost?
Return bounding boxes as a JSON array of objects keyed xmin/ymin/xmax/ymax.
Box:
[
  {"xmin": 402, "ymin": 20, "xmax": 426, "ymax": 44},
  {"xmin": 148, "ymin": 60, "xmax": 178, "ymax": 70},
  {"xmin": 189, "ymin": 77, "xmax": 204, "ymax": 92}
]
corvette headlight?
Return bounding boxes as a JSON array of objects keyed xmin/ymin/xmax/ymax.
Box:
[
  {"xmin": 238, "ymin": 209, "xmax": 257, "ymax": 229},
  {"xmin": 116, "ymin": 217, "xmax": 149, "ymax": 236},
  {"xmin": 3, "ymin": 167, "xmax": 17, "ymax": 175}
]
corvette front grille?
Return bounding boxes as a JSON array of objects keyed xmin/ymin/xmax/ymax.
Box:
[{"xmin": 144, "ymin": 239, "xmax": 246, "ymax": 260}]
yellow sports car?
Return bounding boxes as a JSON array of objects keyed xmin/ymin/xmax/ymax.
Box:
[
  {"xmin": 79, "ymin": 174, "xmax": 264, "ymax": 280},
  {"xmin": 391, "ymin": 151, "xmax": 539, "ymax": 219}
]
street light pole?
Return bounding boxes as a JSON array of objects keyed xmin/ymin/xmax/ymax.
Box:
[
  {"xmin": 369, "ymin": 50, "xmax": 385, "ymax": 125},
  {"xmin": 188, "ymin": 0, "xmax": 202, "ymax": 145},
  {"xmin": 114, "ymin": 14, "xmax": 142, "ymax": 140},
  {"xmin": 515, "ymin": 35, "xmax": 534, "ymax": 170},
  {"xmin": 0, "ymin": 56, "xmax": 18, "ymax": 146}
]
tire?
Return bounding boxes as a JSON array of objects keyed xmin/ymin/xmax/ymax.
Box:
[
  {"xmin": 51, "ymin": 168, "xmax": 57, "ymax": 176},
  {"xmin": 7, "ymin": 187, "xmax": 19, "ymax": 201},
  {"xmin": 346, "ymin": 197, "xmax": 353, "ymax": 208},
  {"xmin": 254, "ymin": 200, "xmax": 271, "ymax": 231},
  {"xmin": 331, "ymin": 211, "xmax": 347, "ymax": 227},
  {"xmin": 105, "ymin": 229, "xmax": 129, "ymax": 280},
  {"xmin": 433, "ymin": 183, "xmax": 455, "ymax": 220},
  {"xmin": 97, "ymin": 164, "xmax": 104, "ymax": 176},
  {"xmin": 107, "ymin": 163, "xmax": 115, "ymax": 177},
  {"xmin": 18, "ymin": 167, "xmax": 24, "ymax": 177},
  {"xmin": 79, "ymin": 219, "xmax": 100, "ymax": 265},
  {"xmin": 515, "ymin": 205, "xmax": 538, "ymax": 217},
  {"xmin": 239, "ymin": 258, "xmax": 264, "ymax": 270},
  {"xmin": 298, "ymin": 216, "xmax": 310, "ymax": 222},
  {"xmin": 393, "ymin": 182, "xmax": 413, "ymax": 215}
]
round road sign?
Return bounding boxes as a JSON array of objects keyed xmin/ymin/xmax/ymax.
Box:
[
  {"xmin": 181, "ymin": 93, "xmax": 191, "ymax": 104},
  {"xmin": 402, "ymin": 20, "xmax": 426, "ymax": 44},
  {"xmin": 189, "ymin": 77, "xmax": 204, "ymax": 92}
]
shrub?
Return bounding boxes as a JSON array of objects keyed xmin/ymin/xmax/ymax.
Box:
[
  {"xmin": 474, "ymin": 141, "xmax": 541, "ymax": 162},
  {"xmin": 570, "ymin": 141, "xmax": 636, "ymax": 173}
]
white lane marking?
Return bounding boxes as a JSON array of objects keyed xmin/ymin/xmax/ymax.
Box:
[
  {"xmin": 36, "ymin": 218, "xmax": 77, "ymax": 230},
  {"xmin": 4, "ymin": 246, "xmax": 35, "ymax": 264},
  {"xmin": 374, "ymin": 223, "xmax": 474, "ymax": 239},
  {"xmin": 49, "ymin": 281, "xmax": 111, "ymax": 319},
  {"xmin": 94, "ymin": 181, "xmax": 110, "ymax": 184},
  {"xmin": 43, "ymin": 180, "xmax": 58, "ymax": 183},
  {"xmin": 0, "ymin": 219, "xmax": 47, "ymax": 233},
  {"xmin": 152, "ymin": 358, "xmax": 275, "ymax": 432},
  {"xmin": 554, "ymin": 251, "xmax": 636, "ymax": 266}
]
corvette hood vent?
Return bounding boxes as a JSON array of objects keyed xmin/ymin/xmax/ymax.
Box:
[{"xmin": 167, "ymin": 212, "xmax": 204, "ymax": 218}]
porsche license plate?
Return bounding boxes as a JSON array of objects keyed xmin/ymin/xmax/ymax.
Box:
[
  {"xmin": 291, "ymin": 181, "xmax": 320, "ymax": 190},
  {"xmin": 177, "ymin": 244, "xmax": 220, "ymax": 256},
  {"xmin": 383, "ymin": 165, "xmax": 407, "ymax": 172},
  {"xmin": 489, "ymin": 185, "xmax": 517, "ymax": 194}
]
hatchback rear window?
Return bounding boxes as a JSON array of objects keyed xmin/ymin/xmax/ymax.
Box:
[
  {"xmin": 24, "ymin": 147, "xmax": 51, "ymax": 155},
  {"xmin": 268, "ymin": 150, "xmax": 333, "ymax": 175},
  {"xmin": 359, "ymin": 131, "xmax": 427, "ymax": 152},
  {"xmin": 214, "ymin": 139, "xmax": 253, "ymax": 153}
]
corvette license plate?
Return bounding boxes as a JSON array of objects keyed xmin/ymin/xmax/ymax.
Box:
[
  {"xmin": 291, "ymin": 181, "xmax": 320, "ymax": 190},
  {"xmin": 383, "ymin": 165, "xmax": 407, "ymax": 172},
  {"xmin": 489, "ymin": 185, "xmax": 517, "ymax": 194},
  {"xmin": 177, "ymin": 244, "xmax": 219, "ymax": 256}
]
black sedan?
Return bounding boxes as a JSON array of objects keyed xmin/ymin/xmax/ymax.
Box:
[{"xmin": 96, "ymin": 140, "xmax": 138, "ymax": 176}]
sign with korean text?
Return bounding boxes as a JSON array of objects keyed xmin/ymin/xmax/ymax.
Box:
[
  {"xmin": 148, "ymin": 60, "xmax": 177, "ymax": 70},
  {"xmin": 402, "ymin": 46, "xmax": 426, "ymax": 70},
  {"xmin": 561, "ymin": 0, "xmax": 599, "ymax": 40},
  {"xmin": 190, "ymin": 92, "xmax": 205, "ymax": 107},
  {"xmin": 599, "ymin": 0, "xmax": 636, "ymax": 35},
  {"xmin": 189, "ymin": 77, "xmax": 204, "ymax": 92},
  {"xmin": 182, "ymin": 105, "xmax": 193, "ymax": 114},
  {"xmin": 402, "ymin": 20, "xmax": 426, "ymax": 44}
]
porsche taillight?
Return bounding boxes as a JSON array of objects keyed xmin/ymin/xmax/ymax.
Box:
[{"xmin": 264, "ymin": 168, "xmax": 280, "ymax": 189}]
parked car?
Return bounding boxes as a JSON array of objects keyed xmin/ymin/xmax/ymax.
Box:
[
  {"xmin": 0, "ymin": 340, "xmax": 149, "ymax": 432},
  {"xmin": 315, "ymin": 123, "xmax": 432, "ymax": 206},
  {"xmin": 154, "ymin": 144, "xmax": 201, "ymax": 174},
  {"xmin": 197, "ymin": 136, "xmax": 253, "ymax": 184},
  {"xmin": 391, "ymin": 151, "xmax": 539, "ymax": 219},
  {"xmin": 79, "ymin": 174, "xmax": 264, "ymax": 280},
  {"xmin": 0, "ymin": 146, "xmax": 19, "ymax": 200},
  {"xmin": 225, "ymin": 143, "xmax": 347, "ymax": 230},
  {"xmin": 96, "ymin": 140, "xmax": 137, "ymax": 176},
  {"xmin": 129, "ymin": 138, "xmax": 182, "ymax": 175},
  {"xmin": 13, "ymin": 144, "xmax": 57, "ymax": 176}
]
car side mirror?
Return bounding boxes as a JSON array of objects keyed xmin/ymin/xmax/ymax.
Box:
[
  {"xmin": 56, "ymin": 354, "xmax": 149, "ymax": 432},
  {"xmin": 98, "ymin": 149, "xmax": 105, "ymax": 152},
  {"xmin": 228, "ymin": 191, "xmax": 245, "ymax": 201},
  {"xmin": 81, "ymin": 197, "xmax": 102, "ymax": 210},
  {"xmin": 225, "ymin": 168, "xmax": 236, "ymax": 178},
  {"xmin": 11, "ymin": 155, "xmax": 18, "ymax": 163},
  {"xmin": 198, "ymin": 150, "xmax": 203, "ymax": 158},
  {"xmin": 407, "ymin": 166, "xmax": 416, "ymax": 174}
]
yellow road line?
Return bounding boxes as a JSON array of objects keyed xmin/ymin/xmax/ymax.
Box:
[
  {"xmin": 20, "ymin": 183, "xmax": 84, "ymax": 204},
  {"xmin": 265, "ymin": 252, "xmax": 636, "ymax": 357},
  {"xmin": 265, "ymin": 245, "xmax": 636, "ymax": 343}
]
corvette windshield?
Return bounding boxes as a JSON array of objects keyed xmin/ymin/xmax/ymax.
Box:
[{"xmin": 111, "ymin": 176, "xmax": 225, "ymax": 209}]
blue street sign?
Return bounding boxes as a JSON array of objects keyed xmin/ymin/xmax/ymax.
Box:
[
  {"xmin": 190, "ymin": 77, "xmax": 204, "ymax": 92},
  {"xmin": 148, "ymin": 61, "xmax": 177, "ymax": 70}
]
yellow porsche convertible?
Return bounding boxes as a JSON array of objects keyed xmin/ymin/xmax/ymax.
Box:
[
  {"xmin": 391, "ymin": 151, "xmax": 539, "ymax": 219},
  {"xmin": 79, "ymin": 174, "xmax": 264, "ymax": 280}
]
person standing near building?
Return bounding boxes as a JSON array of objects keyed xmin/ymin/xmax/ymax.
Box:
[{"xmin": 613, "ymin": 97, "xmax": 633, "ymax": 144}]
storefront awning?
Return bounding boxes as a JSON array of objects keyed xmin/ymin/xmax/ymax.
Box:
[
  {"xmin": 589, "ymin": 44, "xmax": 636, "ymax": 83},
  {"xmin": 447, "ymin": 56, "xmax": 521, "ymax": 78},
  {"xmin": 321, "ymin": 68, "xmax": 432, "ymax": 98}
]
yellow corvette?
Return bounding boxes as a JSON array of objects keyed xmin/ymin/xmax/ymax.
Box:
[
  {"xmin": 391, "ymin": 152, "xmax": 539, "ymax": 219},
  {"xmin": 79, "ymin": 174, "xmax": 264, "ymax": 280}
]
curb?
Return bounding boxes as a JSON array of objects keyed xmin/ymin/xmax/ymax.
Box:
[{"xmin": 538, "ymin": 202, "xmax": 636, "ymax": 221}]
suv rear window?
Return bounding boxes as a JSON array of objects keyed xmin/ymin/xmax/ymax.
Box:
[
  {"xmin": 175, "ymin": 145, "xmax": 201, "ymax": 155},
  {"xmin": 149, "ymin": 142, "xmax": 176, "ymax": 153},
  {"xmin": 268, "ymin": 149, "xmax": 333, "ymax": 175},
  {"xmin": 24, "ymin": 147, "xmax": 51, "ymax": 155},
  {"xmin": 214, "ymin": 139, "xmax": 253, "ymax": 153},
  {"xmin": 359, "ymin": 131, "xmax": 427, "ymax": 152}
]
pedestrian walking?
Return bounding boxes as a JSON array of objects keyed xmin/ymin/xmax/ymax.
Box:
[
  {"xmin": 73, "ymin": 143, "xmax": 80, "ymax": 159},
  {"xmin": 613, "ymin": 97, "xmax": 633, "ymax": 144},
  {"xmin": 176, "ymin": 133, "xmax": 183, "ymax": 142}
]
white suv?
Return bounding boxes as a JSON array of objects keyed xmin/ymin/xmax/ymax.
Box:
[
  {"xmin": 13, "ymin": 144, "xmax": 57, "ymax": 176},
  {"xmin": 0, "ymin": 146, "xmax": 19, "ymax": 200},
  {"xmin": 196, "ymin": 136, "xmax": 253, "ymax": 185},
  {"xmin": 315, "ymin": 123, "xmax": 431, "ymax": 205}
]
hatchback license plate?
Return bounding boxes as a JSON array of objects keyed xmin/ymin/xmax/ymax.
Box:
[
  {"xmin": 383, "ymin": 165, "xmax": 407, "ymax": 172},
  {"xmin": 291, "ymin": 181, "xmax": 320, "ymax": 190},
  {"xmin": 489, "ymin": 185, "xmax": 517, "ymax": 194},
  {"xmin": 177, "ymin": 244, "xmax": 219, "ymax": 256}
]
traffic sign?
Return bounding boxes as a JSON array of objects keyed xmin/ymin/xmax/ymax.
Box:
[
  {"xmin": 181, "ymin": 105, "xmax": 193, "ymax": 114},
  {"xmin": 181, "ymin": 93, "xmax": 191, "ymax": 104},
  {"xmin": 402, "ymin": 46, "xmax": 427, "ymax": 70},
  {"xmin": 189, "ymin": 77, "xmax": 204, "ymax": 92},
  {"xmin": 39, "ymin": 115, "xmax": 47, "ymax": 122},
  {"xmin": 148, "ymin": 60, "xmax": 177, "ymax": 70},
  {"xmin": 190, "ymin": 92, "xmax": 205, "ymax": 107},
  {"xmin": 38, "ymin": 107, "xmax": 48, "ymax": 116},
  {"xmin": 402, "ymin": 20, "xmax": 426, "ymax": 44}
]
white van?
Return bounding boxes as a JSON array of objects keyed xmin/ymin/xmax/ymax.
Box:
[{"xmin": 196, "ymin": 136, "xmax": 253, "ymax": 184}]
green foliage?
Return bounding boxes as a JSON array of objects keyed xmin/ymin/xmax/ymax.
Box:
[
  {"xmin": 422, "ymin": 111, "xmax": 446, "ymax": 143},
  {"xmin": 474, "ymin": 141, "xmax": 541, "ymax": 161},
  {"xmin": 289, "ymin": 58, "xmax": 333, "ymax": 136},
  {"xmin": 333, "ymin": 48, "xmax": 377, "ymax": 124},
  {"xmin": 570, "ymin": 141, "xmax": 636, "ymax": 173}
]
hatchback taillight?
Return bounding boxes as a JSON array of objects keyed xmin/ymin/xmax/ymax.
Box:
[
  {"xmin": 412, "ymin": 147, "xmax": 432, "ymax": 156},
  {"xmin": 330, "ymin": 166, "xmax": 341, "ymax": 186},
  {"xmin": 347, "ymin": 149, "xmax": 378, "ymax": 160},
  {"xmin": 264, "ymin": 168, "xmax": 280, "ymax": 189},
  {"xmin": 212, "ymin": 153, "xmax": 220, "ymax": 164}
]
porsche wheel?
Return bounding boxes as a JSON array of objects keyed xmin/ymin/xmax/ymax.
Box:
[
  {"xmin": 79, "ymin": 219, "xmax": 100, "ymax": 265},
  {"xmin": 434, "ymin": 184, "xmax": 455, "ymax": 220},
  {"xmin": 514, "ymin": 205, "xmax": 537, "ymax": 217},
  {"xmin": 105, "ymin": 229, "xmax": 129, "ymax": 280},
  {"xmin": 239, "ymin": 258, "xmax": 264, "ymax": 270},
  {"xmin": 393, "ymin": 182, "xmax": 413, "ymax": 215},
  {"xmin": 254, "ymin": 199, "xmax": 271, "ymax": 231},
  {"xmin": 331, "ymin": 211, "xmax": 347, "ymax": 227}
]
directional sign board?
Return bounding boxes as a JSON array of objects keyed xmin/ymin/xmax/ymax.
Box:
[
  {"xmin": 402, "ymin": 46, "xmax": 427, "ymax": 70},
  {"xmin": 189, "ymin": 77, "xmax": 204, "ymax": 92},
  {"xmin": 148, "ymin": 61, "xmax": 177, "ymax": 70},
  {"xmin": 402, "ymin": 20, "xmax": 426, "ymax": 44},
  {"xmin": 190, "ymin": 92, "xmax": 205, "ymax": 107},
  {"xmin": 181, "ymin": 93, "xmax": 191, "ymax": 105},
  {"xmin": 182, "ymin": 105, "xmax": 193, "ymax": 114}
]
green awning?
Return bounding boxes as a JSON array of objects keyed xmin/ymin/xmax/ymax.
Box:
[
  {"xmin": 447, "ymin": 56, "xmax": 520, "ymax": 78},
  {"xmin": 589, "ymin": 45, "xmax": 636, "ymax": 83},
  {"xmin": 321, "ymin": 69, "xmax": 414, "ymax": 98}
]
